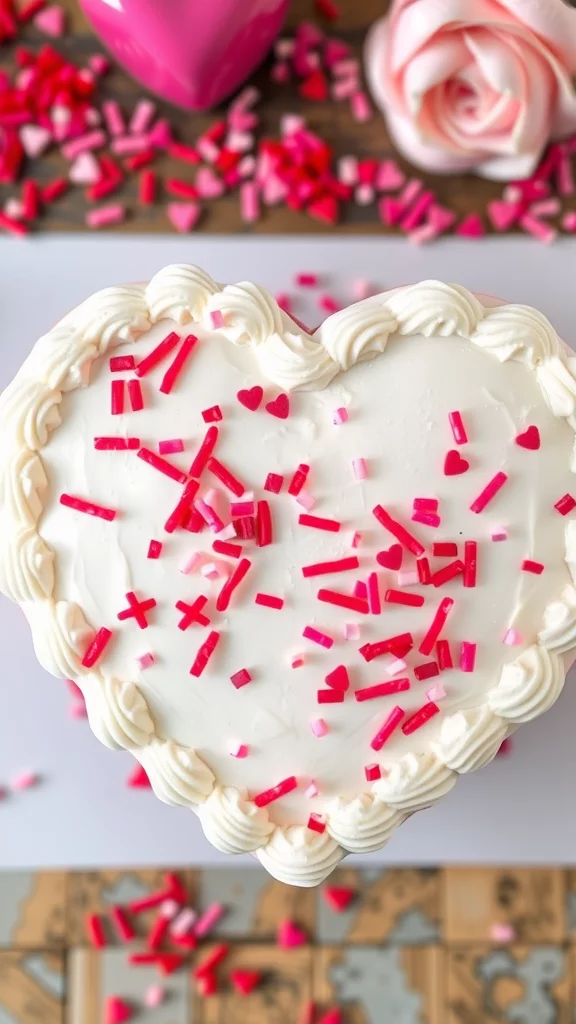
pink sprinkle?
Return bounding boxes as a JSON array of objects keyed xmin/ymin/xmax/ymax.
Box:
[
  {"xmin": 456, "ymin": 214, "xmax": 485, "ymax": 238},
  {"xmin": 11, "ymin": 771, "xmax": 39, "ymax": 791},
  {"xmin": 230, "ymin": 501, "xmax": 255, "ymax": 517},
  {"xmin": 34, "ymin": 4, "xmax": 65, "ymax": 37},
  {"xmin": 470, "ymin": 472, "xmax": 508, "ymax": 514},
  {"xmin": 310, "ymin": 717, "xmax": 328, "ymax": 737},
  {"xmin": 413, "ymin": 498, "xmax": 439, "ymax": 513},
  {"xmin": 136, "ymin": 652, "xmax": 155, "ymax": 670},
  {"xmin": 195, "ymin": 902, "xmax": 225, "ymax": 938},
  {"xmin": 562, "ymin": 212, "xmax": 576, "ymax": 232},
  {"xmin": 304, "ymin": 781, "xmax": 319, "ymax": 799},
  {"xmin": 368, "ymin": 572, "xmax": 381, "ymax": 615},
  {"xmin": 62, "ymin": 129, "xmax": 106, "ymax": 160},
  {"xmin": 303, "ymin": 626, "xmax": 334, "ymax": 649},
  {"xmin": 195, "ymin": 498, "xmax": 225, "ymax": 533},
  {"xmin": 397, "ymin": 570, "xmax": 419, "ymax": 587},
  {"xmin": 344, "ymin": 623, "xmax": 361, "ymax": 641},
  {"xmin": 491, "ymin": 923, "xmax": 516, "ymax": 943},
  {"xmin": 295, "ymin": 272, "xmax": 319, "ymax": 287},
  {"xmin": 130, "ymin": 99, "xmax": 156, "ymax": 135},
  {"xmin": 351, "ymin": 90, "xmax": 372, "ymax": 123},
  {"xmin": 349, "ymin": 531, "xmax": 362, "ymax": 548},
  {"xmin": 210, "ymin": 310, "xmax": 225, "ymax": 329},
  {"xmin": 385, "ymin": 657, "xmax": 408, "ymax": 676},
  {"xmin": 449, "ymin": 411, "xmax": 468, "ymax": 445},
  {"xmin": 159, "ymin": 439, "xmax": 184, "ymax": 455},
  {"xmin": 426, "ymin": 683, "xmax": 446, "ymax": 702},
  {"xmin": 179, "ymin": 551, "xmax": 204, "ymax": 575},
  {"xmin": 102, "ymin": 99, "xmax": 125, "ymax": 137},
  {"xmin": 218, "ymin": 524, "xmax": 237, "ymax": 541},
  {"xmin": 295, "ymin": 490, "xmax": 316, "ymax": 511},
  {"xmin": 491, "ymin": 525, "xmax": 508, "ymax": 542},
  {"xmin": 166, "ymin": 202, "xmax": 201, "ymax": 234},
  {"xmin": 144, "ymin": 985, "xmax": 165, "ymax": 1009},
  {"xmin": 111, "ymin": 134, "xmax": 151, "ymax": 156},
  {"xmin": 170, "ymin": 908, "xmax": 197, "ymax": 938},
  {"xmin": 240, "ymin": 181, "xmax": 259, "ymax": 223},
  {"xmin": 460, "ymin": 641, "xmax": 476, "ymax": 673},
  {"xmin": 85, "ymin": 203, "xmax": 125, "ymax": 229},
  {"xmin": 488, "ymin": 199, "xmax": 523, "ymax": 232},
  {"xmin": 521, "ymin": 213, "xmax": 557, "ymax": 244},
  {"xmin": 504, "ymin": 629, "xmax": 522, "ymax": 646},
  {"xmin": 69, "ymin": 151, "xmax": 101, "ymax": 185},
  {"xmin": 319, "ymin": 293, "xmax": 341, "ymax": 313},
  {"xmin": 290, "ymin": 653, "xmax": 306, "ymax": 669},
  {"xmin": 230, "ymin": 742, "xmax": 249, "ymax": 759},
  {"xmin": 530, "ymin": 198, "xmax": 560, "ymax": 218},
  {"xmin": 376, "ymin": 159, "xmax": 405, "ymax": 191},
  {"xmin": 201, "ymin": 561, "xmax": 226, "ymax": 581},
  {"xmin": 352, "ymin": 458, "xmax": 367, "ymax": 480},
  {"xmin": 338, "ymin": 155, "xmax": 358, "ymax": 185},
  {"xmin": 230, "ymin": 668, "xmax": 252, "ymax": 689},
  {"xmin": 411, "ymin": 510, "xmax": 441, "ymax": 528},
  {"xmin": 332, "ymin": 407, "xmax": 349, "ymax": 425}
]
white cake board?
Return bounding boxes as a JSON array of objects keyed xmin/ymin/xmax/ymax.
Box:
[{"xmin": 0, "ymin": 234, "xmax": 574, "ymax": 869}]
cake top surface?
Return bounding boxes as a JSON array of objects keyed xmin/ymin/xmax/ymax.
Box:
[{"xmin": 1, "ymin": 264, "xmax": 576, "ymax": 886}]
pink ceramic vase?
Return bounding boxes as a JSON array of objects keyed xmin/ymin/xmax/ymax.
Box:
[{"xmin": 79, "ymin": 0, "xmax": 290, "ymax": 111}]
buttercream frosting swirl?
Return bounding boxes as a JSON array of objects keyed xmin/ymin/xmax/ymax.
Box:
[
  {"xmin": 326, "ymin": 792, "xmax": 405, "ymax": 854},
  {"xmin": 59, "ymin": 285, "xmax": 150, "ymax": 349},
  {"xmin": 27, "ymin": 324, "xmax": 97, "ymax": 393},
  {"xmin": 471, "ymin": 304, "xmax": 560, "ymax": 367},
  {"xmin": 206, "ymin": 282, "xmax": 285, "ymax": 346},
  {"xmin": 386, "ymin": 281, "xmax": 483, "ymax": 338},
  {"xmin": 433, "ymin": 707, "xmax": 508, "ymax": 774},
  {"xmin": 536, "ymin": 356, "xmax": 576, "ymax": 418},
  {"xmin": 146, "ymin": 263, "xmax": 219, "ymax": 324},
  {"xmin": 318, "ymin": 301, "xmax": 398, "ymax": 371},
  {"xmin": 0, "ymin": 378, "xmax": 62, "ymax": 450},
  {"xmin": 0, "ymin": 449, "xmax": 47, "ymax": 526},
  {"xmin": 373, "ymin": 752, "xmax": 456, "ymax": 812},
  {"xmin": 0, "ymin": 526, "xmax": 54, "ymax": 603},
  {"xmin": 258, "ymin": 330, "xmax": 338, "ymax": 392},
  {"xmin": 488, "ymin": 645, "xmax": 565, "ymax": 723},
  {"xmin": 199, "ymin": 785, "xmax": 274, "ymax": 853},
  {"xmin": 566, "ymin": 520, "xmax": 576, "ymax": 583},
  {"xmin": 140, "ymin": 739, "xmax": 214, "ymax": 806},
  {"xmin": 539, "ymin": 584, "xmax": 576, "ymax": 654},
  {"xmin": 84, "ymin": 675, "xmax": 154, "ymax": 750},
  {"xmin": 27, "ymin": 600, "xmax": 93, "ymax": 679},
  {"xmin": 257, "ymin": 825, "xmax": 344, "ymax": 887}
]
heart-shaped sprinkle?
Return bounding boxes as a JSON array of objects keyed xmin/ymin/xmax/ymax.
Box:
[
  {"xmin": 376, "ymin": 544, "xmax": 403, "ymax": 570},
  {"xmin": 444, "ymin": 450, "xmax": 470, "ymax": 476},
  {"xmin": 237, "ymin": 386, "xmax": 263, "ymax": 412},
  {"xmin": 265, "ymin": 393, "xmax": 290, "ymax": 419},
  {"xmin": 515, "ymin": 425, "xmax": 540, "ymax": 450}
]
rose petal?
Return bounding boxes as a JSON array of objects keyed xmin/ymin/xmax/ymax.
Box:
[
  {"xmin": 496, "ymin": 0, "xmax": 576, "ymax": 71},
  {"xmin": 402, "ymin": 34, "xmax": 469, "ymax": 114}
]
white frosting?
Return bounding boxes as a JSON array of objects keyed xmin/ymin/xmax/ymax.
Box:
[
  {"xmin": 2, "ymin": 267, "xmax": 576, "ymax": 884},
  {"xmin": 488, "ymin": 645, "xmax": 564, "ymax": 723},
  {"xmin": 256, "ymin": 825, "xmax": 344, "ymax": 887},
  {"xmin": 140, "ymin": 739, "xmax": 214, "ymax": 806},
  {"xmin": 433, "ymin": 707, "xmax": 508, "ymax": 774},
  {"xmin": 199, "ymin": 785, "xmax": 274, "ymax": 854},
  {"xmin": 326, "ymin": 793, "xmax": 405, "ymax": 854},
  {"xmin": 373, "ymin": 752, "xmax": 456, "ymax": 812}
]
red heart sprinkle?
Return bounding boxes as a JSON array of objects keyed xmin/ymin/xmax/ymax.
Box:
[
  {"xmin": 444, "ymin": 450, "xmax": 470, "ymax": 476},
  {"xmin": 515, "ymin": 425, "xmax": 540, "ymax": 450},
  {"xmin": 376, "ymin": 544, "xmax": 403, "ymax": 570},
  {"xmin": 237, "ymin": 386, "xmax": 263, "ymax": 412},
  {"xmin": 265, "ymin": 393, "xmax": 290, "ymax": 419}
]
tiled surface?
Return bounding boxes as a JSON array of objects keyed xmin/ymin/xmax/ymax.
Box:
[{"xmin": 0, "ymin": 866, "xmax": 576, "ymax": 1022}]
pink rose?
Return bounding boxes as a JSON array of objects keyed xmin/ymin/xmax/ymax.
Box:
[{"xmin": 365, "ymin": 0, "xmax": 576, "ymax": 180}]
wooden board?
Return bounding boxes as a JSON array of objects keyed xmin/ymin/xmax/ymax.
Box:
[{"xmin": 1, "ymin": 0, "xmax": 574, "ymax": 234}]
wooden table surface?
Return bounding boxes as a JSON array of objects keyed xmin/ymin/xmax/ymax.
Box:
[{"xmin": 1, "ymin": 0, "xmax": 575, "ymax": 234}]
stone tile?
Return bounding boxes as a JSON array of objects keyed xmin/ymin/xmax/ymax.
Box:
[
  {"xmin": 200, "ymin": 944, "xmax": 313, "ymax": 1024},
  {"xmin": 198, "ymin": 869, "xmax": 316, "ymax": 941},
  {"xmin": 444, "ymin": 868, "xmax": 567, "ymax": 944},
  {"xmin": 0, "ymin": 872, "xmax": 66, "ymax": 949},
  {"xmin": 66, "ymin": 868, "xmax": 196, "ymax": 946},
  {"xmin": 316, "ymin": 867, "xmax": 442, "ymax": 945},
  {"xmin": 563, "ymin": 871, "xmax": 576, "ymax": 938},
  {"xmin": 68, "ymin": 948, "xmax": 197, "ymax": 1023},
  {"xmin": 445, "ymin": 946, "xmax": 571, "ymax": 1024},
  {"xmin": 314, "ymin": 946, "xmax": 444, "ymax": 1024},
  {"xmin": 0, "ymin": 950, "xmax": 65, "ymax": 1023}
]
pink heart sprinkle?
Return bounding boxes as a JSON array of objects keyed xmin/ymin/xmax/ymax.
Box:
[
  {"xmin": 195, "ymin": 166, "xmax": 225, "ymax": 199},
  {"xmin": 444, "ymin": 450, "xmax": 470, "ymax": 476},
  {"xmin": 69, "ymin": 151, "xmax": 101, "ymax": 185},
  {"xmin": 166, "ymin": 202, "xmax": 201, "ymax": 234},
  {"xmin": 20, "ymin": 124, "xmax": 52, "ymax": 159},
  {"xmin": 34, "ymin": 4, "xmax": 66, "ymax": 37}
]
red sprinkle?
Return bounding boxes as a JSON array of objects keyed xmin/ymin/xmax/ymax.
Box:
[
  {"xmin": 303, "ymin": 626, "xmax": 334, "ymax": 649},
  {"xmin": 325, "ymin": 665, "xmax": 350, "ymax": 691},
  {"xmin": 202, "ymin": 405, "xmax": 223, "ymax": 423},
  {"xmin": 464, "ymin": 541, "xmax": 477, "ymax": 588},
  {"xmin": 317, "ymin": 689, "xmax": 345, "ymax": 703},
  {"xmin": 470, "ymin": 472, "xmax": 508, "ymax": 513},
  {"xmin": 414, "ymin": 661, "xmax": 439, "ymax": 681},
  {"xmin": 436, "ymin": 639, "xmax": 453, "ymax": 670},
  {"xmin": 137, "ymin": 447, "xmax": 188, "ymax": 484},
  {"xmin": 317, "ymin": 589, "xmax": 369, "ymax": 614},
  {"xmin": 160, "ymin": 335, "xmax": 198, "ymax": 395},
  {"xmin": 216, "ymin": 558, "xmax": 251, "ymax": 611},
  {"xmin": 419, "ymin": 597, "xmax": 454, "ymax": 655},
  {"xmin": 299, "ymin": 514, "xmax": 341, "ymax": 532},
  {"xmin": 86, "ymin": 913, "xmax": 107, "ymax": 949},
  {"xmin": 110, "ymin": 355, "xmax": 136, "ymax": 372},
  {"xmin": 212, "ymin": 540, "xmax": 242, "ymax": 559},
  {"xmin": 230, "ymin": 501, "xmax": 255, "ymax": 517},
  {"xmin": 555, "ymin": 493, "xmax": 576, "ymax": 515},
  {"xmin": 432, "ymin": 560, "xmax": 465, "ymax": 587},
  {"xmin": 117, "ymin": 591, "xmax": 157, "ymax": 629},
  {"xmin": 371, "ymin": 705, "xmax": 405, "ymax": 751},
  {"xmin": 148, "ymin": 540, "xmax": 163, "ymax": 559},
  {"xmin": 127, "ymin": 378, "xmax": 144, "ymax": 411},
  {"xmin": 111, "ymin": 906, "xmax": 136, "ymax": 943},
  {"xmin": 230, "ymin": 668, "xmax": 252, "ymax": 689},
  {"xmin": 355, "ymin": 679, "xmax": 410, "ymax": 702},
  {"xmin": 307, "ymin": 813, "xmax": 326, "ymax": 834},
  {"xmin": 288, "ymin": 463, "xmax": 310, "ymax": 496},
  {"xmin": 359, "ymin": 633, "xmax": 413, "ymax": 662},
  {"xmin": 82, "ymin": 627, "xmax": 113, "ymax": 668},
  {"xmin": 254, "ymin": 776, "xmax": 298, "ymax": 807},
  {"xmin": 190, "ymin": 630, "xmax": 221, "ymax": 677},
  {"xmin": 433, "ymin": 542, "xmax": 458, "ymax": 557},
  {"xmin": 522, "ymin": 559, "xmax": 545, "ymax": 575},
  {"xmin": 367, "ymin": 572, "xmax": 381, "ymax": 614},
  {"xmin": 365, "ymin": 763, "xmax": 381, "ymax": 782},
  {"xmin": 190, "ymin": 426, "xmax": 219, "ymax": 478},
  {"xmin": 373, "ymin": 505, "xmax": 425, "ymax": 556},
  {"xmin": 256, "ymin": 500, "xmax": 273, "ymax": 547},
  {"xmin": 255, "ymin": 592, "xmax": 284, "ymax": 609},
  {"xmin": 194, "ymin": 943, "xmax": 229, "ymax": 977},
  {"xmin": 60, "ymin": 494, "xmax": 117, "ymax": 521},
  {"xmin": 416, "ymin": 557, "xmax": 432, "ymax": 585},
  {"xmin": 385, "ymin": 589, "xmax": 425, "ymax": 607},
  {"xmin": 135, "ymin": 331, "xmax": 180, "ymax": 378},
  {"xmin": 302, "ymin": 556, "xmax": 359, "ymax": 578},
  {"xmin": 94, "ymin": 437, "xmax": 140, "ymax": 450},
  {"xmin": 164, "ymin": 479, "xmax": 199, "ymax": 533},
  {"xmin": 413, "ymin": 498, "xmax": 439, "ymax": 513},
  {"xmin": 449, "ymin": 410, "xmax": 468, "ymax": 445},
  {"xmin": 111, "ymin": 379, "xmax": 124, "ymax": 415},
  {"xmin": 460, "ymin": 641, "xmax": 477, "ymax": 672},
  {"xmin": 264, "ymin": 472, "xmax": 284, "ymax": 493},
  {"xmin": 402, "ymin": 702, "xmax": 440, "ymax": 735},
  {"xmin": 234, "ymin": 516, "xmax": 256, "ymax": 540},
  {"xmin": 206, "ymin": 456, "xmax": 245, "ymax": 497},
  {"xmin": 176, "ymin": 595, "xmax": 210, "ymax": 630}
]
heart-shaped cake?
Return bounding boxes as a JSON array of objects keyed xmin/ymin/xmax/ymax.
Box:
[{"xmin": 2, "ymin": 266, "xmax": 576, "ymax": 886}]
